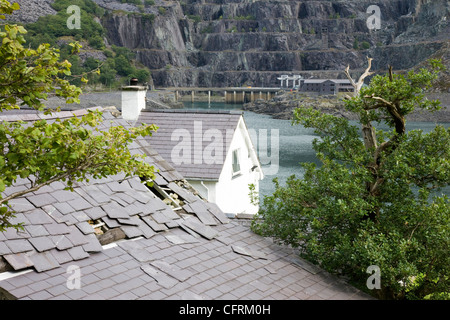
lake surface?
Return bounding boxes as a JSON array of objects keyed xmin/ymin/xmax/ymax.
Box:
[{"xmin": 183, "ymin": 101, "xmax": 450, "ymax": 200}]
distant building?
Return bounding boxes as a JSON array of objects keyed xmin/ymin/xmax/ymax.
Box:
[
  {"xmin": 300, "ymin": 79, "xmax": 355, "ymax": 95},
  {"xmin": 278, "ymin": 76, "xmax": 355, "ymax": 95}
]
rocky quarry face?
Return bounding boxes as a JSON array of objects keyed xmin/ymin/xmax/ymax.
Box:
[
  {"xmin": 8, "ymin": 0, "xmax": 450, "ymax": 89},
  {"xmin": 97, "ymin": 0, "xmax": 449, "ymax": 88}
]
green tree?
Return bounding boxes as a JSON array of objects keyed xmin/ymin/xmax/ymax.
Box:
[
  {"xmin": 251, "ymin": 58, "xmax": 449, "ymax": 300},
  {"xmin": 0, "ymin": 1, "xmax": 158, "ymax": 231}
]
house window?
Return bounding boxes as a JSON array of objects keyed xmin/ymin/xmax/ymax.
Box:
[{"xmin": 232, "ymin": 149, "xmax": 241, "ymax": 176}]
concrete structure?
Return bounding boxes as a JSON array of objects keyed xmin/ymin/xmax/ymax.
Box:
[{"xmin": 278, "ymin": 75, "xmax": 303, "ymax": 89}]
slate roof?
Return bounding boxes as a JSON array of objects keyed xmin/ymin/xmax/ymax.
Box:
[
  {"xmin": 0, "ymin": 107, "xmax": 228, "ymax": 274},
  {"xmin": 0, "ymin": 107, "xmax": 373, "ymax": 300},
  {"xmin": 137, "ymin": 110, "xmax": 244, "ymax": 181}
]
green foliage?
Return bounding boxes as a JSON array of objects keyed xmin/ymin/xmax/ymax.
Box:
[
  {"xmin": 25, "ymin": 0, "xmax": 105, "ymax": 49},
  {"xmin": 21, "ymin": 0, "xmax": 151, "ymax": 88},
  {"xmin": 0, "ymin": 1, "xmax": 157, "ymax": 231},
  {"xmin": 251, "ymin": 61, "xmax": 450, "ymax": 300}
]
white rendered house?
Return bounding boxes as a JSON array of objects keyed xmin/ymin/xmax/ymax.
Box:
[{"xmin": 122, "ymin": 86, "xmax": 264, "ymax": 216}]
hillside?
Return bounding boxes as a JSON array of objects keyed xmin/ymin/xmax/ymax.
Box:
[{"xmin": 6, "ymin": 0, "xmax": 450, "ymax": 89}]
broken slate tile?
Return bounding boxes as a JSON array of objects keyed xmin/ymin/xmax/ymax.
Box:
[
  {"xmin": 102, "ymin": 216, "xmax": 121, "ymax": 229},
  {"xmin": 205, "ymin": 202, "xmax": 229, "ymax": 224},
  {"xmin": 151, "ymin": 260, "xmax": 194, "ymax": 282},
  {"xmin": 181, "ymin": 218, "xmax": 219, "ymax": 240},
  {"xmin": 117, "ymin": 216, "xmax": 141, "ymax": 226},
  {"xmin": 137, "ymin": 223, "xmax": 157, "ymax": 239},
  {"xmin": 76, "ymin": 221, "xmax": 95, "ymax": 235},
  {"xmin": 128, "ymin": 248, "xmax": 153, "ymax": 262},
  {"xmin": 50, "ymin": 248, "xmax": 73, "ymax": 265},
  {"xmin": 65, "ymin": 226, "xmax": 90, "ymax": 246},
  {"xmin": 82, "ymin": 234, "xmax": 103, "ymax": 253},
  {"xmin": 165, "ymin": 234, "xmax": 200, "ymax": 245},
  {"xmin": 28, "ymin": 251, "xmax": 60, "ymax": 272},
  {"xmin": 28, "ymin": 236, "xmax": 56, "ymax": 252},
  {"xmin": 184, "ymin": 200, "xmax": 217, "ymax": 226},
  {"xmin": 231, "ymin": 245, "xmax": 267, "ymax": 260},
  {"xmin": 140, "ymin": 265, "xmax": 179, "ymax": 289},
  {"xmin": 3, "ymin": 252, "xmax": 34, "ymax": 270},
  {"xmin": 67, "ymin": 246, "xmax": 90, "ymax": 261},
  {"xmin": 102, "ymin": 203, "xmax": 130, "ymax": 219},
  {"xmin": 120, "ymin": 225, "xmax": 143, "ymax": 239},
  {"xmin": 84, "ymin": 207, "xmax": 107, "ymax": 220},
  {"xmin": 142, "ymin": 216, "xmax": 168, "ymax": 232},
  {"xmin": 52, "ymin": 235, "xmax": 73, "ymax": 251}
]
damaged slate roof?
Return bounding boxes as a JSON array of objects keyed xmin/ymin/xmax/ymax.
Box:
[
  {"xmin": 0, "ymin": 107, "xmax": 228, "ymax": 274},
  {"xmin": 137, "ymin": 110, "xmax": 244, "ymax": 181},
  {"xmin": 0, "ymin": 107, "xmax": 372, "ymax": 300}
]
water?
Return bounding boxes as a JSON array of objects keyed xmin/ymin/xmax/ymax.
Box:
[{"xmin": 183, "ymin": 101, "xmax": 449, "ymax": 199}]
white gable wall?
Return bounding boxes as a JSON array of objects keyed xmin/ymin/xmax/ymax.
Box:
[{"xmin": 215, "ymin": 117, "xmax": 262, "ymax": 215}]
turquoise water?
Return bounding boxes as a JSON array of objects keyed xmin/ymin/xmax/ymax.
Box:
[{"xmin": 183, "ymin": 102, "xmax": 449, "ymax": 199}]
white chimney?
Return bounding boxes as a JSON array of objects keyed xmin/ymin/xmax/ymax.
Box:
[{"xmin": 121, "ymin": 80, "xmax": 147, "ymax": 121}]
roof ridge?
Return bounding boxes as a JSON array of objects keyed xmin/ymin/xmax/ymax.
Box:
[{"xmin": 141, "ymin": 109, "xmax": 243, "ymax": 115}]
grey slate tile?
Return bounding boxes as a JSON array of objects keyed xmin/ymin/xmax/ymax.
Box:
[
  {"xmin": 181, "ymin": 218, "xmax": 219, "ymax": 240},
  {"xmin": 67, "ymin": 197, "xmax": 93, "ymax": 211},
  {"xmin": 67, "ymin": 246, "xmax": 90, "ymax": 261},
  {"xmin": 128, "ymin": 248, "xmax": 153, "ymax": 262},
  {"xmin": 0, "ymin": 241, "xmax": 12, "ymax": 255},
  {"xmin": 84, "ymin": 206, "xmax": 107, "ymax": 220},
  {"xmin": 28, "ymin": 251, "xmax": 60, "ymax": 272},
  {"xmin": 76, "ymin": 221, "xmax": 95, "ymax": 235},
  {"xmin": 28, "ymin": 236, "xmax": 56, "ymax": 252},
  {"xmin": 140, "ymin": 217, "xmax": 163, "ymax": 233},
  {"xmin": 50, "ymin": 248, "xmax": 73, "ymax": 265},
  {"xmin": 231, "ymin": 245, "xmax": 268, "ymax": 260},
  {"xmin": 52, "ymin": 235, "xmax": 74, "ymax": 251},
  {"xmin": 6, "ymin": 239, "xmax": 34, "ymax": 253},
  {"xmin": 184, "ymin": 200, "xmax": 217, "ymax": 226},
  {"xmin": 7, "ymin": 198, "xmax": 35, "ymax": 213},
  {"xmin": 141, "ymin": 265, "xmax": 179, "ymax": 289},
  {"xmin": 137, "ymin": 223, "xmax": 157, "ymax": 239},
  {"xmin": 3, "ymin": 252, "xmax": 34, "ymax": 270},
  {"xmin": 65, "ymin": 226, "xmax": 90, "ymax": 246},
  {"xmin": 50, "ymin": 189, "xmax": 78, "ymax": 202},
  {"xmin": 53, "ymin": 202, "xmax": 75, "ymax": 215},
  {"xmin": 120, "ymin": 226, "xmax": 143, "ymax": 239},
  {"xmin": 26, "ymin": 194, "xmax": 57, "ymax": 208},
  {"xmin": 25, "ymin": 209, "xmax": 54, "ymax": 225},
  {"xmin": 82, "ymin": 234, "xmax": 103, "ymax": 253},
  {"xmin": 102, "ymin": 203, "xmax": 130, "ymax": 219},
  {"xmin": 44, "ymin": 222, "xmax": 71, "ymax": 236},
  {"xmin": 151, "ymin": 260, "xmax": 194, "ymax": 282},
  {"xmin": 165, "ymin": 234, "xmax": 200, "ymax": 245}
]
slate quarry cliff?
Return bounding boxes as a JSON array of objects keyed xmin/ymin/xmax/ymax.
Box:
[{"xmin": 12, "ymin": 0, "xmax": 450, "ymax": 88}]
